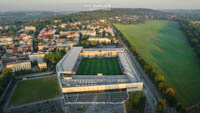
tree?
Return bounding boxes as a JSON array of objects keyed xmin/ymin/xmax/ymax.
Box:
[
  {"xmin": 33, "ymin": 38, "xmax": 39, "ymax": 52},
  {"xmin": 165, "ymin": 88, "xmax": 175, "ymax": 95},
  {"xmin": 31, "ymin": 61, "xmax": 38, "ymax": 68},
  {"xmin": 27, "ymin": 30, "xmax": 34, "ymax": 35},
  {"xmin": 80, "ymin": 40, "xmax": 90, "ymax": 47},
  {"xmin": 81, "ymin": 35, "xmax": 88, "ymax": 40},
  {"xmin": 195, "ymin": 45, "xmax": 200, "ymax": 57},
  {"xmin": 2, "ymin": 68, "xmax": 13, "ymax": 83},
  {"xmin": 2, "ymin": 68, "xmax": 12, "ymax": 76},
  {"xmin": 191, "ymin": 38, "xmax": 199, "ymax": 47},
  {"xmin": 102, "ymin": 30, "xmax": 106, "ymax": 37},
  {"xmin": 157, "ymin": 82, "xmax": 167, "ymax": 92},
  {"xmin": 129, "ymin": 92, "xmax": 140, "ymax": 104},
  {"xmin": 46, "ymin": 36, "xmax": 53, "ymax": 40},
  {"xmin": 90, "ymin": 41, "xmax": 97, "ymax": 46},
  {"xmin": 154, "ymin": 75, "xmax": 165, "ymax": 83},
  {"xmin": 165, "ymin": 88, "xmax": 177, "ymax": 106},
  {"xmin": 43, "ymin": 49, "xmax": 66, "ymax": 70},
  {"xmin": 176, "ymin": 101, "xmax": 187, "ymax": 113},
  {"xmin": 156, "ymin": 99, "xmax": 166, "ymax": 113},
  {"xmin": 130, "ymin": 45, "xmax": 137, "ymax": 52},
  {"xmin": 0, "ymin": 46, "xmax": 6, "ymax": 54},
  {"xmin": 126, "ymin": 92, "xmax": 146, "ymax": 113}
]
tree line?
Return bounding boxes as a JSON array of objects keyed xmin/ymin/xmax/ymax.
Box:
[{"xmin": 179, "ymin": 20, "xmax": 200, "ymax": 58}]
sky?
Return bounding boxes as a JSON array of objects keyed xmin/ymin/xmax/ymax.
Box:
[{"xmin": 0, "ymin": 0, "xmax": 199, "ymax": 12}]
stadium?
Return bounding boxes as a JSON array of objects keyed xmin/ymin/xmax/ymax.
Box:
[{"xmin": 56, "ymin": 47, "xmax": 143, "ymax": 112}]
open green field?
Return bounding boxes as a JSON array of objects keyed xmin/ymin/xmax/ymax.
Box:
[
  {"xmin": 77, "ymin": 57, "xmax": 122, "ymax": 75},
  {"xmin": 9, "ymin": 76, "xmax": 60, "ymax": 106},
  {"xmin": 115, "ymin": 20, "xmax": 200, "ymax": 105}
]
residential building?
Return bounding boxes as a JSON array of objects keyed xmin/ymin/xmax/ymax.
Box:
[
  {"xmin": 6, "ymin": 61, "xmax": 31, "ymax": 72},
  {"xmin": 25, "ymin": 26, "xmax": 36, "ymax": 31},
  {"xmin": 38, "ymin": 62, "xmax": 47, "ymax": 69},
  {"xmin": 88, "ymin": 37, "xmax": 111, "ymax": 43},
  {"xmin": 29, "ymin": 53, "xmax": 45, "ymax": 62},
  {"xmin": 0, "ymin": 36, "xmax": 13, "ymax": 46}
]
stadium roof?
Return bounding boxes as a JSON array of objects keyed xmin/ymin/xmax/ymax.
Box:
[
  {"xmin": 82, "ymin": 48, "xmax": 124, "ymax": 52},
  {"xmin": 57, "ymin": 47, "xmax": 83, "ymax": 72}
]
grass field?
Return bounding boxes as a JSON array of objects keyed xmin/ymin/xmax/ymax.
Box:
[
  {"xmin": 77, "ymin": 57, "xmax": 122, "ymax": 75},
  {"xmin": 9, "ymin": 76, "xmax": 60, "ymax": 106},
  {"xmin": 115, "ymin": 20, "xmax": 200, "ymax": 105}
]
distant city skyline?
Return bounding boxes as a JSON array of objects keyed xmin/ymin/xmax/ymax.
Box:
[{"xmin": 0, "ymin": 0, "xmax": 200, "ymax": 12}]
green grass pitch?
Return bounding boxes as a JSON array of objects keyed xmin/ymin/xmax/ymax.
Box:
[
  {"xmin": 115, "ymin": 20, "xmax": 200, "ymax": 105},
  {"xmin": 76, "ymin": 57, "xmax": 122, "ymax": 75},
  {"xmin": 9, "ymin": 76, "xmax": 60, "ymax": 106}
]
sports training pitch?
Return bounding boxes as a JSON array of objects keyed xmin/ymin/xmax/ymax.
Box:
[
  {"xmin": 9, "ymin": 76, "xmax": 60, "ymax": 106},
  {"xmin": 76, "ymin": 57, "xmax": 122, "ymax": 75}
]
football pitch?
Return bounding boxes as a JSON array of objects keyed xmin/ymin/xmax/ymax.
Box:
[
  {"xmin": 77, "ymin": 57, "xmax": 122, "ymax": 75},
  {"xmin": 9, "ymin": 76, "xmax": 60, "ymax": 106}
]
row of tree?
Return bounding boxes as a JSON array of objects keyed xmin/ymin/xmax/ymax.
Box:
[
  {"xmin": 0, "ymin": 68, "xmax": 13, "ymax": 98},
  {"xmin": 178, "ymin": 20, "xmax": 200, "ymax": 113},
  {"xmin": 179, "ymin": 20, "xmax": 200, "ymax": 58},
  {"xmin": 114, "ymin": 25, "xmax": 187, "ymax": 113},
  {"xmin": 43, "ymin": 49, "xmax": 66, "ymax": 71}
]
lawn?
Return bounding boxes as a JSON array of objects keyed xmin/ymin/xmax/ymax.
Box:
[
  {"xmin": 9, "ymin": 76, "xmax": 60, "ymax": 106},
  {"xmin": 76, "ymin": 57, "xmax": 122, "ymax": 75},
  {"xmin": 115, "ymin": 20, "xmax": 200, "ymax": 105}
]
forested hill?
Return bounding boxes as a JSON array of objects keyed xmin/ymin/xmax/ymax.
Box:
[
  {"xmin": 52, "ymin": 8, "xmax": 167, "ymax": 22},
  {"xmin": 81, "ymin": 8, "xmax": 163, "ymax": 17}
]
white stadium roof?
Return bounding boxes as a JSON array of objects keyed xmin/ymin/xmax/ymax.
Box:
[{"xmin": 57, "ymin": 47, "xmax": 83, "ymax": 72}]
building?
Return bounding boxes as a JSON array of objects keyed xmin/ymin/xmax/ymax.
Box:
[
  {"xmin": 56, "ymin": 47, "xmax": 143, "ymax": 93},
  {"xmin": 29, "ymin": 53, "xmax": 45, "ymax": 62},
  {"xmin": 0, "ymin": 36, "xmax": 13, "ymax": 46},
  {"xmin": 80, "ymin": 48, "xmax": 123, "ymax": 57},
  {"xmin": 80, "ymin": 30, "xmax": 96, "ymax": 37},
  {"xmin": 60, "ymin": 24, "xmax": 67, "ymax": 28},
  {"xmin": 38, "ymin": 62, "xmax": 47, "ymax": 69},
  {"xmin": 6, "ymin": 61, "xmax": 31, "ymax": 72},
  {"xmin": 56, "ymin": 47, "xmax": 144, "ymax": 113},
  {"xmin": 57, "ymin": 47, "xmax": 83, "ymax": 75},
  {"xmin": 25, "ymin": 26, "xmax": 36, "ymax": 31},
  {"xmin": 88, "ymin": 37, "xmax": 111, "ymax": 43}
]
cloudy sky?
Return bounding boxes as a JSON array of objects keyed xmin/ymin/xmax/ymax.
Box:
[{"xmin": 0, "ymin": 0, "xmax": 199, "ymax": 11}]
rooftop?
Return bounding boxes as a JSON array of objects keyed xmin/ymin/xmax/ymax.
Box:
[
  {"xmin": 57, "ymin": 47, "xmax": 82, "ymax": 72},
  {"xmin": 82, "ymin": 48, "xmax": 124, "ymax": 52},
  {"xmin": 61, "ymin": 75, "xmax": 132, "ymax": 88},
  {"xmin": 6, "ymin": 60, "xmax": 31, "ymax": 65}
]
